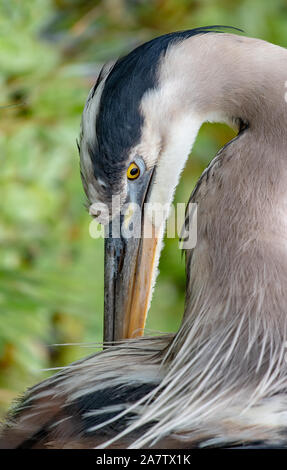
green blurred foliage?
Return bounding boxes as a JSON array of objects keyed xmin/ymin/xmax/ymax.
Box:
[{"xmin": 0, "ymin": 0, "xmax": 287, "ymax": 417}]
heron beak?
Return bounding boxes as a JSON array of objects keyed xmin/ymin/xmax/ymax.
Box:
[{"xmin": 104, "ymin": 169, "xmax": 158, "ymax": 343}]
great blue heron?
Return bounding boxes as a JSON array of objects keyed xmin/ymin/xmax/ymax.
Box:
[{"xmin": 1, "ymin": 26, "xmax": 287, "ymax": 449}]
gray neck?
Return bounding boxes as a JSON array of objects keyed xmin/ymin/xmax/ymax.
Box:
[
  {"xmin": 119, "ymin": 33, "xmax": 287, "ymax": 448},
  {"xmin": 162, "ymin": 33, "xmax": 287, "ymax": 398}
]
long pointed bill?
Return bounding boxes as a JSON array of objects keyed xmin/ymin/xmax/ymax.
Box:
[{"xmin": 104, "ymin": 168, "xmax": 159, "ymax": 343}]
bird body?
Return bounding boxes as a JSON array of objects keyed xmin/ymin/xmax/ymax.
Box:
[{"xmin": 1, "ymin": 27, "xmax": 287, "ymax": 448}]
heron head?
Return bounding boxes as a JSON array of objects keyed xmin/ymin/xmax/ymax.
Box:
[
  {"xmin": 79, "ymin": 28, "xmax": 230, "ymax": 343},
  {"xmin": 79, "ymin": 44, "xmax": 168, "ymax": 342}
]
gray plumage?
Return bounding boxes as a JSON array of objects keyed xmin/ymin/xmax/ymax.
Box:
[{"xmin": 1, "ymin": 28, "xmax": 287, "ymax": 448}]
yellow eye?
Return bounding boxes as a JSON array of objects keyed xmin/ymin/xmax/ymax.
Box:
[{"xmin": 127, "ymin": 162, "xmax": 140, "ymax": 180}]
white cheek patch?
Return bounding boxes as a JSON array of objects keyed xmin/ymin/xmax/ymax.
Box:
[
  {"xmin": 139, "ymin": 77, "xmax": 230, "ymax": 229},
  {"xmin": 148, "ymin": 113, "xmax": 202, "ymax": 221}
]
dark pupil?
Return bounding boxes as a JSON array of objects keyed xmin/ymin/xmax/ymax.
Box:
[{"xmin": 130, "ymin": 167, "xmax": 139, "ymax": 176}]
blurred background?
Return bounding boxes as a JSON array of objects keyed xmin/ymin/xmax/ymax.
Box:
[{"xmin": 1, "ymin": 0, "xmax": 287, "ymax": 419}]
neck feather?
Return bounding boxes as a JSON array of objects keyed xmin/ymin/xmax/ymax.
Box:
[
  {"xmin": 159, "ymin": 35, "xmax": 287, "ymax": 428},
  {"xmin": 145, "ymin": 32, "xmax": 287, "ymax": 398},
  {"xmin": 111, "ymin": 33, "xmax": 287, "ymax": 448}
]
